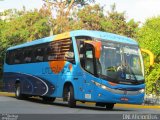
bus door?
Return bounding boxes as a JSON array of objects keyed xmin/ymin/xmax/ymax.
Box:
[{"xmin": 80, "ymin": 43, "xmax": 96, "ymax": 101}]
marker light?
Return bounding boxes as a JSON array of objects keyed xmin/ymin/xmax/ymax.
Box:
[{"xmin": 139, "ymin": 89, "xmax": 145, "ymax": 93}]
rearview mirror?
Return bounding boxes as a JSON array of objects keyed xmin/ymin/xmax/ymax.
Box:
[{"xmin": 141, "ymin": 48, "xmax": 154, "ymax": 66}]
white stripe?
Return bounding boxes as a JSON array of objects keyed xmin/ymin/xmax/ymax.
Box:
[{"xmin": 18, "ymin": 72, "xmax": 49, "ymax": 96}]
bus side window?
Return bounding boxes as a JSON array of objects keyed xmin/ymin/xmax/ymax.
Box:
[
  {"xmin": 46, "ymin": 38, "xmax": 75, "ymax": 62},
  {"xmin": 6, "ymin": 51, "xmax": 13, "ymax": 65},
  {"xmin": 35, "ymin": 47, "xmax": 44, "ymax": 62},
  {"xmin": 14, "ymin": 51, "xmax": 21, "ymax": 64},
  {"xmin": 46, "ymin": 47, "xmax": 56, "ymax": 61},
  {"xmin": 24, "ymin": 49, "xmax": 33, "ymax": 63},
  {"xmin": 64, "ymin": 40, "xmax": 75, "ymax": 63}
]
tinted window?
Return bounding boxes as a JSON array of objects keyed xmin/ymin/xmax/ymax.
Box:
[
  {"xmin": 5, "ymin": 38, "xmax": 75, "ymax": 64},
  {"xmin": 14, "ymin": 50, "xmax": 22, "ymax": 64},
  {"xmin": 34, "ymin": 47, "xmax": 45, "ymax": 62},
  {"xmin": 6, "ymin": 50, "xmax": 23, "ymax": 64},
  {"xmin": 6, "ymin": 51, "xmax": 13, "ymax": 64},
  {"xmin": 24, "ymin": 49, "xmax": 33, "ymax": 63},
  {"xmin": 46, "ymin": 38, "xmax": 75, "ymax": 61}
]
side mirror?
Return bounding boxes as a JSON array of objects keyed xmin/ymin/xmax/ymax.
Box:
[
  {"xmin": 141, "ymin": 48, "xmax": 154, "ymax": 66},
  {"xmin": 84, "ymin": 41, "xmax": 102, "ymax": 59},
  {"xmin": 65, "ymin": 51, "xmax": 74, "ymax": 59}
]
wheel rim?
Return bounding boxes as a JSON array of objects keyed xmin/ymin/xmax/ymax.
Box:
[
  {"xmin": 16, "ymin": 86, "xmax": 20, "ymax": 97},
  {"xmin": 67, "ymin": 91, "xmax": 71, "ymax": 102}
]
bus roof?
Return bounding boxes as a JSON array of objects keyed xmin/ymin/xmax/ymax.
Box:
[{"xmin": 7, "ymin": 30, "xmax": 138, "ymax": 50}]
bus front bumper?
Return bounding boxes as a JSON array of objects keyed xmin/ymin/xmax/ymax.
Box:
[{"xmin": 94, "ymin": 87, "xmax": 145, "ymax": 104}]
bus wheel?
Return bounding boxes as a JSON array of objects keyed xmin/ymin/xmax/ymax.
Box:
[
  {"xmin": 42, "ymin": 97, "xmax": 56, "ymax": 103},
  {"xmin": 105, "ymin": 103, "xmax": 114, "ymax": 110},
  {"xmin": 15, "ymin": 83, "xmax": 23, "ymax": 99},
  {"xmin": 67, "ymin": 86, "xmax": 76, "ymax": 108}
]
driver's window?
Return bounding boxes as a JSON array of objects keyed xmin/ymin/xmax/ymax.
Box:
[
  {"xmin": 83, "ymin": 44, "xmax": 94, "ymax": 74},
  {"xmin": 85, "ymin": 50, "xmax": 94, "ymax": 74},
  {"xmin": 86, "ymin": 51, "xmax": 93, "ymax": 59}
]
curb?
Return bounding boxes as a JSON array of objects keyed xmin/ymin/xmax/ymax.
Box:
[
  {"xmin": 115, "ymin": 104, "xmax": 160, "ymax": 109},
  {"xmin": 77, "ymin": 101, "xmax": 160, "ymax": 109},
  {"xmin": 0, "ymin": 92, "xmax": 15, "ymax": 97},
  {"xmin": 0, "ymin": 92, "xmax": 160, "ymax": 109}
]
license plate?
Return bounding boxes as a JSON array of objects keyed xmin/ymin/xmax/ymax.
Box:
[{"xmin": 121, "ymin": 97, "xmax": 129, "ymax": 101}]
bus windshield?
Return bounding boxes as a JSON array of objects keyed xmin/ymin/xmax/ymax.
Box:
[{"xmin": 99, "ymin": 41, "xmax": 144, "ymax": 83}]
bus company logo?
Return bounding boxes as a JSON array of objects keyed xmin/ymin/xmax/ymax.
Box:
[{"xmin": 49, "ymin": 61, "xmax": 66, "ymax": 74}]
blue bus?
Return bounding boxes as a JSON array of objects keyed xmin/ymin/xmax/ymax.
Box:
[{"xmin": 3, "ymin": 30, "xmax": 145, "ymax": 110}]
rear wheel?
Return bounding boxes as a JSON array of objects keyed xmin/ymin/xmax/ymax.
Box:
[
  {"xmin": 67, "ymin": 86, "xmax": 76, "ymax": 108},
  {"xmin": 15, "ymin": 83, "xmax": 24, "ymax": 99},
  {"xmin": 105, "ymin": 103, "xmax": 114, "ymax": 110}
]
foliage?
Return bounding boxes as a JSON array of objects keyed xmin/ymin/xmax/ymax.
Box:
[
  {"xmin": 77, "ymin": 4, "xmax": 104, "ymax": 30},
  {"xmin": 101, "ymin": 4, "xmax": 139, "ymax": 38},
  {"xmin": 42, "ymin": 0, "xmax": 95, "ymax": 34},
  {"xmin": 145, "ymin": 63, "xmax": 160, "ymax": 94},
  {"xmin": 0, "ymin": 9, "xmax": 50, "ymax": 77},
  {"xmin": 137, "ymin": 16, "xmax": 160, "ymax": 95},
  {"xmin": 77, "ymin": 4, "xmax": 139, "ymax": 38},
  {"xmin": 138, "ymin": 16, "xmax": 160, "ymax": 61}
]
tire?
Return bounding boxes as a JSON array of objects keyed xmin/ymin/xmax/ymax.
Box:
[
  {"xmin": 15, "ymin": 83, "xmax": 23, "ymax": 99},
  {"xmin": 67, "ymin": 86, "xmax": 76, "ymax": 108},
  {"xmin": 105, "ymin": 103, "xmax": 114, "ymax": 110},
  {"xmin": 42, "ymin": 97, "xmax": 56, "ymax": 103}
]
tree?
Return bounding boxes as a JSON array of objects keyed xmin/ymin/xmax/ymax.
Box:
[
  {"xmin": 138, "ymin": 16, "xmax": 160, "ymax": 95},
  {"xmin": 145, "ymin": 63, "xmax": 160, "ymax": 94},
  {"xmin": 76, "ymin": 3, "xmax": 139, "ymax": 38},
  {"xmin": 0, "ymin": 9, "xmax": 51, "ymax": 77},
  {"xmin": 77, "ymin": 4, "xmax": 104, "ymax": 30},
  {"xmin": 101, "ymin": 3, "xmax": 139, "ymax": 38},
  {"xmin": 138, "ymin": 16, "xmax": 160, "ymax": 61},
  {"xmin": 42, "ymin": 0, "xmax": 95, "ymax": 34}
]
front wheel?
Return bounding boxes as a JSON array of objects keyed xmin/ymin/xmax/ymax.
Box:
[
  {"xmin": 67, "ymin": 86, "xmax": 76, "ymax": 108},
  {"xmin": 105, "ymin": 103, "xmax": 114, "ymax": 110}
]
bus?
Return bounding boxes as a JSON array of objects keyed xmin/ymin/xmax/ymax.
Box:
[{"xmin": 3, "ymin": 30, "xmax": 145, "ymax": 110}]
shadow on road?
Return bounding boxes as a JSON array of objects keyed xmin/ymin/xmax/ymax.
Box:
[{"xmin": 9, "ymin": 96, "xmax": 134, "ymax": 112}]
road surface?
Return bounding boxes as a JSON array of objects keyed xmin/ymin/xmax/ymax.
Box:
[{"xmin": 0, "ymin": 96, "xmax": 159, "ymax": 114}]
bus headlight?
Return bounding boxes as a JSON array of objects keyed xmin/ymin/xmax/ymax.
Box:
[
  {"xmin": 101, "ymin": 84, "xmax": 108, "ymax": 89},
  {"xmin": 138, "ymin": 89, "xmax": 145, "ymax": 93},
  {"xmin": 91, "ymin": 80, "xmax": 109, "ymax": 90}
]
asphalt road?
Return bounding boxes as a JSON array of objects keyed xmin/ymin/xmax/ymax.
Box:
[{"xmin": 0, "ymin": 96, "xmax": 159, "ymax": 114}]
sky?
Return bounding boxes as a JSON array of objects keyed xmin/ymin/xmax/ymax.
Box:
[{"xmin": 0, "ymin": 0, "xmax": 160, "ymax": 23}]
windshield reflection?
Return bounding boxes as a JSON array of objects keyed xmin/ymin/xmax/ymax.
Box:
[{"xmin": 99, "ymin": 41, "xmax": 144, "ymax": 82}]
